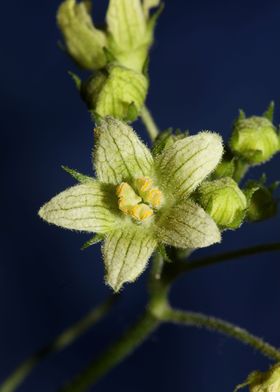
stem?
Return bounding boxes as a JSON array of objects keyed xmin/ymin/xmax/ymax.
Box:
[
  {"xmin": 163, "ymin": 309, "xmax": 280, "ymax": 362},
  {"xmin": 233, "ymin": 159, "xmax": 249, "ymax": 182},
  {"xmin": 163, "ymin": 243, "xmax": 280, "ymax": 282},
  {"xmin": 60, "ymin": 312, "xmax": 160, "ymax": 392},
  {"xmin": 140, "ymin": 105, "xmax": 160, "ymax": 141},
  {"xmin": 0, "ymin": 296, "xmax": 118, "ymax": 392}
]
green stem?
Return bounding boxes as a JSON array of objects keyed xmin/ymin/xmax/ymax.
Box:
[
  {"xmin": 60, "ymin": 312, "xmax": 160, "ymax": 392},
  {"xmin": 233, "ymin": 159, "xmax": 250, "ymax": 182},
  {"xmin": 140, "ymin": 105, "xmax": 160, "ymax": 141},
  {"xmin": 163, "ymin": 308, "xmax": 280, "ymax": 362},
  {"xmin": 163, "ymin": 242, "xmax": 280, "ymax": 282},
  {"xmin": 0, "ymin": 296, "xmax": 118, "ymax": 392}
]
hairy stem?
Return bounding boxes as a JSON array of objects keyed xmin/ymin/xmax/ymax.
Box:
[
  {"xmin": 163, "ymin": 308, "xmax": 280, "ymax": 362},
  {"xmin": 60, "ymin": 312, "xmax": 160, "ymax": 392},
  {"xmin": 0, "ymin": 296, "xmax": 118, "ymax": 392},
  {"xmin": 163, "ymin": 242, "xmax": 280, "ymax": 282},
  {"xmin": 140, "ymin": 105, "xmax": 160, "ymax": 140}
]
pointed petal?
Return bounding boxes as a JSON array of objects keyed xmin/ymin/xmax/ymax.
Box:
[
  {"xmin": 106, "ymin": 0, "xmax": 146, "ymax": 51},
  {"xmin": 103, "ymin": 228, "xmax": 156, "ymax": 291},
  {"xmin": 39, "ymin": 182, "xmax": 120, "ymax": 233},
  {"xmin": 57, "ymin": 0, "xmax": 107, "ymax": 70},
  {"xmin": 94, "ymin": 117, "xmax": 154, "ymax": 184},
  {"xmin": 156, "ymin": 200, "xmax": 221, "ymax": 249},
  {"xmin": 156, "ymin": 132, "xmax": 223, "ymax": 199}
]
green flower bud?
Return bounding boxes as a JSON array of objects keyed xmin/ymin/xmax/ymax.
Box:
[
  {"xmin": 230, "ymin": 112, "xmax": 279, "ymax": 164},
  {"xmin": 57, "ymin": 0, "xmax": 161, "ymax": 73},
  {"xmin": 244, "ymin": 178, "xmax": 278, "ymax": 222},
  {"xmin": 57, "ymin": 0, "xmax": 107, "ymax": 70},
  {"xmin": 235, "ymin": 364, "xmax": 280, "ymax": 392},
  {"xmin": 81, "ymin": 65, "xmax": 148, "ymax": 121},
  {"xmin": 197, "ymin": 177, "xmax": 247, "ymax": 229}
]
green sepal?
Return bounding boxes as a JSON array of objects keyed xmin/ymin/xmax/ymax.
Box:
[
  {"xmin": 234, "ymin": 363, "xmax": 280, "ymax": 392},
  {"xmin": 81, "ymin": 65, "xmax": 148, "ymax": 122},
  {"xmin": 212, "ymin": 149, "xmax": 236, "ymax": 179},
  {"xmin": 81, "ymin": 233, "xmax": 104, "ymax": 250},
  {"xmin": 152, "ymin": 128, "xmax": 188, "ymax": 156},
  {"xmin": 157, "ymin": 243, "xmax": 171, "ymax": 262},
  {"xmin": 243, "ymin": 177, "xmax": 278, "ymax": 222},
  {"xmin": 62, "ymin": 165, "xmax": 94, "ymax": 183},
  {"xmin": 68, "ymin": 71, "xmax": 82, "ymax": 90},
  {"xmin": 263, "ymin": 101, "xmax": 275, "ymax": 122}
]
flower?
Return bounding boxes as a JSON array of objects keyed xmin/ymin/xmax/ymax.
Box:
[
  {"xmin": 39, "ymin": 118, "xmax": 223, "ymax": 291},
  {"xmin": 57, "ymin": 0, "xmax": 161, "ymax": 73}
]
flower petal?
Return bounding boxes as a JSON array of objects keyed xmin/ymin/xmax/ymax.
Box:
[
  {"xmin": 106, "ymin": 0, "xmax": 146, "ymax": 51},
  {"xmin": 57, "ymin": 0, "xmax": 107, "ymax": 70},
  {"xmin": 156, "ymin": 200, "xmax": 221, "ymax": 249},
  {"xmin": 156, "ymin": 132, "xmax": 223, "ymax": 199},
  {"xmin": 39, "ymin": 182, "xmax": 120, "ymax": 233},
  {"xmin": 103, "ymin": 228, "xmax": 156, "ymax": 291},
  {"xmin": 94, "ymin": 117, "xmax": 154, "ymax": 184}
]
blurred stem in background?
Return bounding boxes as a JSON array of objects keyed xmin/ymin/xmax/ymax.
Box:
[
  {"xmin": 140, "ymin": 105, "xmax": 160, "ymax": 141},
  {"xmin": 0, "ymin": 296, "xmax": 119, "ymax": 392},
  {"xmin": 2, "ymin": 242, "xmax": 279, "ymax": 392}
]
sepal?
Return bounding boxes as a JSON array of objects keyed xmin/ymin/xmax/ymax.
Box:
[
  {"xmin": 234, "ymin": 363, "xmax": 280, "ymax": 392},
  {"xmin": 243, "ymin": 176, "xmax": 278, "ymax": 222},
  {"xmin": 81, "ymin": 65, "xmax": 148, "ymax": 122}
]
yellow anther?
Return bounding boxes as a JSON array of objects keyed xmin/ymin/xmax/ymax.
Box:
[
  {"xmin": 135, "ymin": 177, "xmax": 153, "ymax": 193},
  {"xmin": 116, "ymin": 182, "xmax": 130, "ymax": 198},
  {"xmin": 130, "ymin": 204, "xmax": 153, "ymax": 221},
  {"xmin": 143, "ymin": 188, "xmax": 163, "ymax": 208}
]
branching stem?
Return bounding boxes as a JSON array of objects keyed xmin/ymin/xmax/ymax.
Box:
[
  {"xmin": 0, "ymin": 296, "xmax": 118, "ymax": 392},
  {"xmin": 140, "ymin": 105, "xmax": 160, "ymax": 140},
  {"xmin": 163, "ymin": 309, "xmax": 280, "ymax": 362}
]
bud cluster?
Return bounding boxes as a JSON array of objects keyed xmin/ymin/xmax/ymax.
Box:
[{"xmin": 57, "ymin": 0, "xmax": 162, "ymax": 121}]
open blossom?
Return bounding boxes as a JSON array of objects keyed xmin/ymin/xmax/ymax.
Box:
[{"xmin": 39, "ymin": 118, "xmax": 223, "ymax": 291}]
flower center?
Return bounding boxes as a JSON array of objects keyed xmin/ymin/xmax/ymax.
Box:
[{"xmin": 116, "ymin": 177, "xmax": 163, "ymax": 221}]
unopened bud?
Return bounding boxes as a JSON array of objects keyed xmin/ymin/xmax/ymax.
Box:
[
  {"xmin": 197, "ymin": 177, "xmax": 247, "ymax": 229},
  {"xmin": 230, "ymin": 110, "xmax": 279, "ymax": 164},
  {"xmin": 81, "ymin": 65, "xmax": 148, "ymax": 121}
]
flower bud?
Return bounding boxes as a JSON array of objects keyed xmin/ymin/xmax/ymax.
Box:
[
  {"xmin": 230, "ymin": 112, "xmax": 279, "ymax": 164},
  {"xmin": 57, "ymin": 0, "xmax": 161, "ymax": 73},
  {"xmin": 57, "ymin": 0, "xmax": 107, "ymax": 70},
  {"xmin": 235, "ymin": 364, "xmax": 280, "ymax": 392},
  {"xmin": 197, "ymin": 177, "xmax": 247, "ymax": 229},
  {"xmin": 244, "ymin": 179, "xmax": 278, "ymax": 222},
  {"xmin": 81, "ymin": 65, "xmax": 148, "ymax": 121}
]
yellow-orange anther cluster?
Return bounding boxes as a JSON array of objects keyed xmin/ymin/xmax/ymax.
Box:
[{"xmin": 116, "ymin": 177, "xmax": 163, "ymax": 222}]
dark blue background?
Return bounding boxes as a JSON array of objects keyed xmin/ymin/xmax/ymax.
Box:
[{"xmin": 1, "ymin": 0, "xmax": 280, "ymax": 391}]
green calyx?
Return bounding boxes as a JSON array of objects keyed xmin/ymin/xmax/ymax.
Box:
[
  {"xmin": 196, "ymin": 177, "xmax": 247, "ymax": 229},
  {"xmin": 57, "ymin": 0, "xmax": 161, "ymax": 73},
  {"xmin": 39, "ymin": 118, "xmax": 224, "ymax": 291},
  {"xmin": 81, "ymin": 65, "xmax": 148, "ymax": 122},
  {"xmin": 244, "ymin": 177, "xmax": 278, "ymax": 222},
  {"xmin": 235, "ymin": 363, "xmax": 280, "ymax": 392},
  {"xmin": 230, "ymin": 106, "xmax": 280, "ymax": 165}
]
